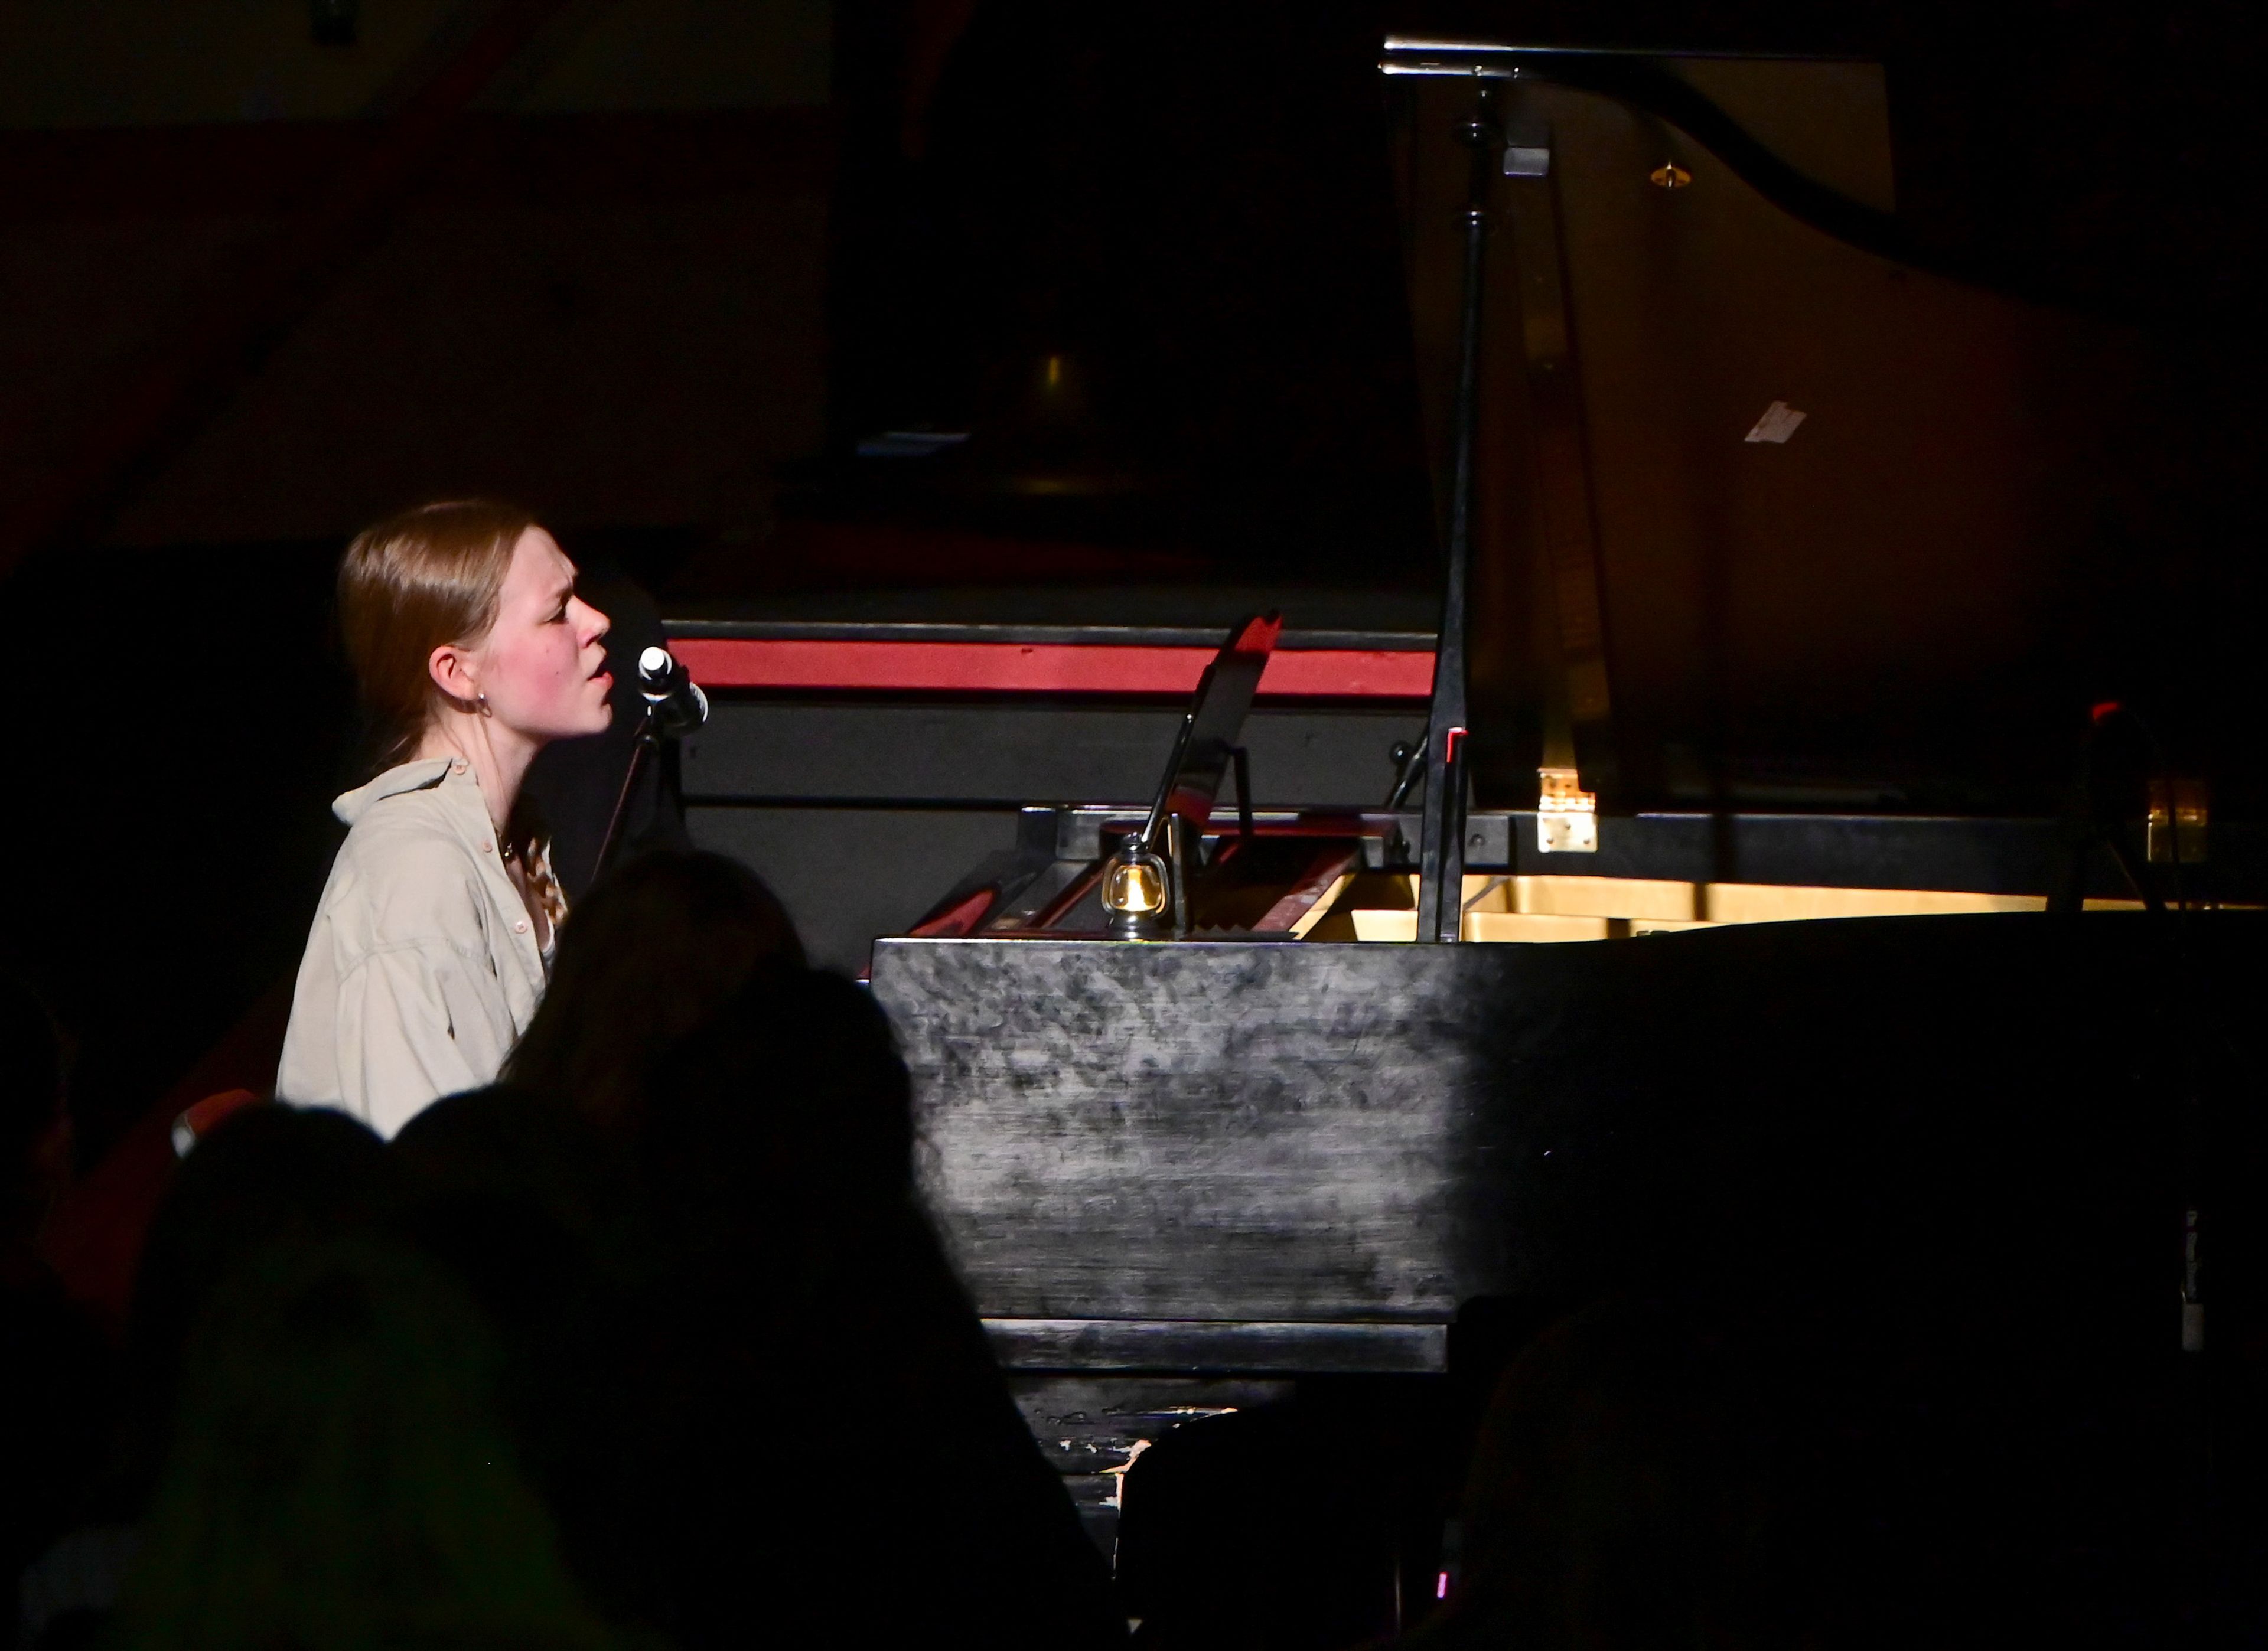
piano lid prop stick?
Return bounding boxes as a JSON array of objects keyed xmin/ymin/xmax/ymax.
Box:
[{"xmin": 1416, "ymin": 83, "xmax": 1497, "ymax": 944}]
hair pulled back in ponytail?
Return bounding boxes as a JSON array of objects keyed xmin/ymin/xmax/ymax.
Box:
[{"xmin": 337, "ymin": 500, "xmax": 533, "ymax": 775}]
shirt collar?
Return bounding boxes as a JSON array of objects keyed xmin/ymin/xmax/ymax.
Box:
[{"xmin": 331, "ymin": 756, "xmax": 481, "ymax": 826}]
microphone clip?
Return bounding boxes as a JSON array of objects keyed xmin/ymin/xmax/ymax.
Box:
[{"xmin": 635, "ymin": 645, "xmax": 710, "ymax": 741}]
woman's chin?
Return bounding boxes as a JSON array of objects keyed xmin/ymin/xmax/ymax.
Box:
[{"xmin": 537, "ymin": 704, "xmax": 612, "ymax": 741}]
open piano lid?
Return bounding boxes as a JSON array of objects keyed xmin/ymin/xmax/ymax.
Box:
[
  {"xmin": 669, "ymin": 43, "xmax": 2240, "ymax": 828},
  {"xmin": 1386, "ymin": 43, "xmax": 2169, "ymax": 818}
]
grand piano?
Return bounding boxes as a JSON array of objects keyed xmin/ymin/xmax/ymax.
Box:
[{"xmin": 662, "ymin": 40, "xmax": 2266, "ymax": 1617}]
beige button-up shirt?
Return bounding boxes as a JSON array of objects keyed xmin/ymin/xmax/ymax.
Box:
[{"xmin": 276, "ymin": 757, "xmax": 553, "ymax": 1137}]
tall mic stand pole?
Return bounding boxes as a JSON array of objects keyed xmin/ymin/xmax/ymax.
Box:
[
  {"xmin": 1417, "ymin": 84, "xmax": 1497, "ymax": 944},
  {"xmin": 592, "ymin": 717, "xmax": 660, "ymax": 883}
]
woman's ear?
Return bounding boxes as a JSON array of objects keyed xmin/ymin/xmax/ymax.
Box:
[{"xmin": 428, "ymin": 642, "xmax": 480, "ymax": 706}]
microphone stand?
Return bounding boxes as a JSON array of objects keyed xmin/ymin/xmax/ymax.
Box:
[
  {"xmin": 592, "ymin": 713, "xmax": 660, "ymax": 884},
  {"xmin": 592, "ymin": 648, "xmax": 706, "ymax": 882}
]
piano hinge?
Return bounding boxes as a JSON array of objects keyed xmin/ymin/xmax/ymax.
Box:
[
  {"xmin": 1536, "ymin": 766, "xmax": 1597, "ymax": 853},
  {"xmin": 2147, "ymin": 776, "xmax": 2208, "ymax": 864}
]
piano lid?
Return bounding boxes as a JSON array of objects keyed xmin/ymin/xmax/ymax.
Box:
[
  {"xmin": 677, "ymin": 31, "xmax": 2241, "ymax": 822},
  {"xmin": 1387, "ymin": 45, "xmax": 2162, "ymax": 817}
]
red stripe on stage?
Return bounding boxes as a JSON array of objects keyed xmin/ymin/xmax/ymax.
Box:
[{"xmin": 668, "ymin": 638, "xmax": 1436, "ymax": 699}]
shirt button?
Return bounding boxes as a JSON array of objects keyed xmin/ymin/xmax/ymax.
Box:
[
  {"xmin": 451, "ymin": 759, "xmax": 467, "ymax": 774},
  {"xmin": 481, "ymin": 841, "xmax": 493, "ymax": 853},
  {"xmin": 514, "ymin": 920, "xmax": 529, "ymax": 934}
]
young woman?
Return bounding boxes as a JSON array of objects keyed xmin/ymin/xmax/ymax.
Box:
[{"xmin": 276, "ymin": 501, "xmax": 613, "ymax": 1137}]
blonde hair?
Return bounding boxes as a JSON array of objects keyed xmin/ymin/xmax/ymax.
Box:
[{"xmin": 338, "ymin": 500, "xmax": 533, "ymax": 774}]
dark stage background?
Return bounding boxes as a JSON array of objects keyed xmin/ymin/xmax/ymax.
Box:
[{"xmin": 2, "ymin": 0, "xmax": 2264, "ymax": 1159}]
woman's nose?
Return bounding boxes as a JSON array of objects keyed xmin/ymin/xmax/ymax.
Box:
[{"xmin": 574, "ymin": 596, "xmax": 611, "ymax": 644}]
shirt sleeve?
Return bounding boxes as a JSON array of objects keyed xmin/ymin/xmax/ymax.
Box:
[
  {"xmin": 278, "ymin": 818, "xmax": 525, "ymax": 1137},
  {"xmin": 331, "ymin": 942, "xmax": 507, "ymax": 1138}
]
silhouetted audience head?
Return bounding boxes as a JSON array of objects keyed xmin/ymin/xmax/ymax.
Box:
[
  {"xmin": 638, "ymin": 963, "xmax": 914, "ymax": 1215},
  {"xmin": 503, "ymin": 850, "xmax": 804, "ymax": 1130},
  {"xmin": 119, "ymin": 1105, "xmax": 396, "ymax": 1518},
  {"xmin": 601, "ymin": 964, "xmax": 1125, "ymax": 1651},
  {"xmin": 132, "ymin": 1106, "xmax": 392, "ymax": 1376},
  {"xmin": 1402, "ymin": 1296, "xmax": 1787, "ymax": 1651},
  {"xmin": 387, "ymin": 1083, "xmax": 659, "ymax": 1637},
  {"xmin": 422, "ymin": 947, "xmax": 1121, "ymax": 1651},
  {"xmin": 1402, "ymin": 1286, "xmax": 2132, "ymax": 1651},
  {"xmin": 107, "ymin": 1235, "xmax": 619, "ymax": 1651}
]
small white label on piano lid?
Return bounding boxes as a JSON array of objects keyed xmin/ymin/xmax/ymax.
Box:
[{"xmin": 1745, "ymin": 400, "xmax": 1807, "ymax": 444}]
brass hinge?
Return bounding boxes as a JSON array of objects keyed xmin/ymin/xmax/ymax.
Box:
[{"xmin": 1536, "ymin": 766, "xmax": 1598, "ymax": 854}]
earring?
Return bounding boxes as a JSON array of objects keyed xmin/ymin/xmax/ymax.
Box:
[{"xmin": 477, "ymin": 691, "xmax": 492, "ymax": 717}]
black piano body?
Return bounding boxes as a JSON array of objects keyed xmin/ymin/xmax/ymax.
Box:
[
  {"xmin": 669, "ymin": 628, "xmax": 2266, "ymax": 1568},
  {"xmin": 868, "ymin": 916, "xmax": 2264, "ymax": 1573}
]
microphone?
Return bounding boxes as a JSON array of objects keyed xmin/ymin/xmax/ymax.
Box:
[{"xmin": 636, "ymin": 645, "xmax": 709, "ymax": 738}]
